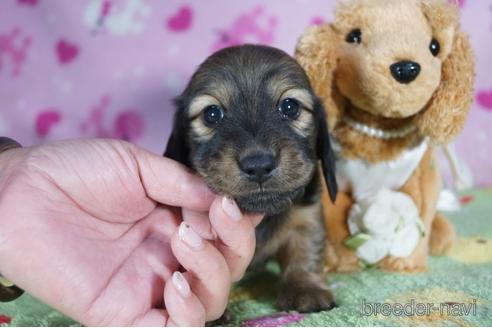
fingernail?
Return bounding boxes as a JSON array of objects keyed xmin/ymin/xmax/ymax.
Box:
[
  {"xmin": 172, "ymin": 271, "xmax": 190, "ymax": 298},
  {"xmin": 222, "ymin": 196, "xmax": 242, "ymax": 221},
  {"xmin": 178, "ymin": 222, "xmax": 204, "ymax": 250}
]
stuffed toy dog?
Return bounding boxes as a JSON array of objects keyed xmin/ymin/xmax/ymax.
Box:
[{"xmin": 295, "ymin": 0, "xmax": 474, "ymax": 272}]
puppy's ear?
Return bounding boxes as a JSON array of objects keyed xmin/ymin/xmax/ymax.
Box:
[
  {"xmin": 314, "ymin": 99, "xmax": 338, "ymax": 203},
  {"xmin": 296, "ymin": 24, "xmax": 344, "ymax": 130},
  {"xmin": 164, "ymin": 99, "xmax": 191, "ymax": 167},
  {"xmin": 416, "ymin": 1, "xmax": 475, "ymax": 144}
]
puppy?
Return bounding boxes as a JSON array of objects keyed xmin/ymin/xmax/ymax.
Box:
[{"xmin": 164, "ymin": 44, "xmax": 338, "ymax": 312}]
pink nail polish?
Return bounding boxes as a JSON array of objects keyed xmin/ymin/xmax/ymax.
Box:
[
  {"xmin": 178, "ymin": 222, "xmax": 204, "ymax": 250},
  {"xmin": 222, "ymin": 196, "xmax": 242, "ymax": 221},
  {"xmin": 172, "ymin": 271, "xmax": 190, "ymax": 298}
]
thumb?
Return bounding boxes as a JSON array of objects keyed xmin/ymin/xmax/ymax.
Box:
[{"xmin": 127, "ymin": 143, "xmax": 215, "ymax": 212}]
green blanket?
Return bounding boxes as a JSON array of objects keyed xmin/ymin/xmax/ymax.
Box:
[{"xmin": 1, "ymin": 188, "xmax": 491, "ymax": 326}]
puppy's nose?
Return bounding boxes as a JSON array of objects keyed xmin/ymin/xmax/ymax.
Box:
[
  {"xmin": 390, "ymin": 61, "xmax": 421, "ymax": 84},
  {"xmin": 239, "ymin": 152, "xmax": 277, "ymax": 183}
]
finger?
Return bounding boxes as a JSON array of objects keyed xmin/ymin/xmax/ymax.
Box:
[
  {"xmin": 132, "ymin": 309, "xmax": 168, "ymax": 327},
  {"xmin": 171, "ymin": 222, "xmax": 230, "ymax": 321},
  {"xmin": 250, "ymin": 213, "xmax": 265, "ymax": 227},
  {"xmin": 128, "ymin": 143, "xmax": 215, "ymax": 211},
  {"xmin": 182, "ymin": 208, "xmax": 216, "ymax": 240},
  {"xmin": 164, "ymin": 272, "xmax": 206, "ymax": 327},
  {"xmin": 210, "ymin": 196, "xmax": 264, "ymax": 282}
]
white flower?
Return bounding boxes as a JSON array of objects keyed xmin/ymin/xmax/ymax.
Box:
[
  {"xmin": 356, "ymin": 237, "xmax": 392, "ymax": 264},
  {"xmin": 345, "ymin": 189, "xmax": 424, "ymax": 265},
  {"xmin": 390, "ymin": 223, "xmax": 420, "ymax": 257}
]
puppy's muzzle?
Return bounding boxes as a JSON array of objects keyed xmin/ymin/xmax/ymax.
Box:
[
  {"xmin": 238, "ymin": 151, "xmax": 277, "ymax": 184},
  {"xmin": 390, "ymin": 60, "xmax": 421, "ymax": 84}
]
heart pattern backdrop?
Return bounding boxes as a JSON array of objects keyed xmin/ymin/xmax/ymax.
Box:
[{"xmin": 0, "ymin": 0, "xmax": 491, "ymax": 185}]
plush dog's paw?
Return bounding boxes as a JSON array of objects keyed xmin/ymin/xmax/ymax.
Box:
[
  {"xmin": 379, "ymin": 246, "xmax": 427, "ymax": 272},
  {"xmin": 277, "ymin": 283, "xmax": 336, "ymax": 312},
  {"xmin": 379, "ymin": 238, "xmax": 428, "ymax": 272},
  {"xmin": 378, "ymin": 255, "xmax": 425, "ymax": 272},
  {"xmin": 430, "ymin": 213, "xmax": 456, "ymax": 255},
  {"xmin": 334, "ymin": 254, "xmax": 362, "ymax": 273},
  {"xmin": 325, "ymin": 240, "xmax": 362, "ymax": 273}
]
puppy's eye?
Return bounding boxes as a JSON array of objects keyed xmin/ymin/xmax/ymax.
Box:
[
  {"xmin": 346, "ymin": 29, "xmax": 362, "ymax": 44},
  {"xmin": 278, "ymin": 98, "xmax": 300, "ymax": 119},
  {"xmin": 429, "ymin": 38, "xmax": 440, "ymax": 56},
  {"xmin": 202, "ymin": 105, "xmax": 224, "ymax": 126}
]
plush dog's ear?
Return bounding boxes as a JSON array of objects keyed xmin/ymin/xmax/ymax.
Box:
[
  {"xmin": 296, "ymin": 24, "xmax": 344, "ymax": 130},
  {"xmin": 314, "ymin": 99, "xmax": 338, "ymax": 203},
  {"xmin": 163, "ymin": 101, "xmax": 191, "ymax": 167},
  {"xmin": 416, "ymin": 1, "xmax": 475, "ymax": 144}
]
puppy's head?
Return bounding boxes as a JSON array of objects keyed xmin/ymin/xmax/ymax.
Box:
[{"xmin": 165, "ymin": 45, "xmax": 337, "ymax": 215}]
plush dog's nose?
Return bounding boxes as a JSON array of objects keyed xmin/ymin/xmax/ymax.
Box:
[
  {"xmin": 390, "ymin": 61, "xmax": 421, "ymax": 84},
  {"xmin": 239, "ymin": 152, "xmax": 277, "ymax": 183}
]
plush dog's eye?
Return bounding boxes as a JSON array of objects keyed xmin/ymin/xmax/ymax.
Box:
[
  {"xmin": 346, "ymin": 29, "xmax": 362, "ymax": 44},
  {"xmin": 202, "ymin": 105, "xmax": 224, "ymax": 126},
  {"xmin": 278, "ymin": 98, "xmax": 300, "ymax": 119},
  {"xmin": 429, "ymin": 38, "xmax": 440, "ymax": 56}
]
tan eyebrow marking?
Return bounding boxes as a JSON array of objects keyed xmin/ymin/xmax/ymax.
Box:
[
  {"xmin": 280, "ymin": 88, "xmax": 314, "ymax": 111},
  {"xmin": 268, "ymin": 74, "xmax": 298, "ymax": 102},
  {"xmin": 188, "ymin": 94, "xmax": 221, "ymax": 119},
  {"xmin": 188, "ymin": 94, "xmax": 224, "ymax": 142},
  {"xmin": 279, "ymin": 88, "xmax": 315, "ymax": 137}
]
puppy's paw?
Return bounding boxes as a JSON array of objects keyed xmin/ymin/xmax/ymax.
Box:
[{"xmin": 277, "ymin": 283, "xmax": 336, "ymax": 313}]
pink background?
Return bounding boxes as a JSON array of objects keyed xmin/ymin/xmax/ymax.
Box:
[{"xmin": 1, "ymin": 0, "xmax": 491, "ymax": 185}]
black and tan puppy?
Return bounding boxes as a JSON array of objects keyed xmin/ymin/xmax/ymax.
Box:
[{"xmin": 165, "ymin": 45, "xmax": 338, "ymax": 312}]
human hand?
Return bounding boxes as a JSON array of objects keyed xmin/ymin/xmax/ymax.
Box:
[{"xmin": 0, "ymin": 139, "xmax": 262, "ymax": 326}]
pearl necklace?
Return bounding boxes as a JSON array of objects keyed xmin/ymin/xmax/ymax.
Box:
[{"xmin": 343, "ymin": 116, "xmax": 417, "ymax": 140}]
